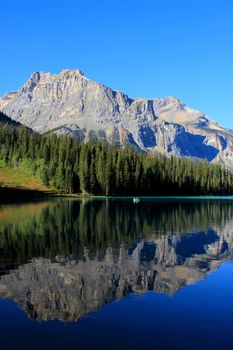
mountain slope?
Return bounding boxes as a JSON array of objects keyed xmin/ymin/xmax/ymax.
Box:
[
  {"xmin": 0, "ymin": 164, "xmax": 50, "ymax": 193},
  {"xmin": 1, "ymin": 69, "xmax": 233, "ymax": 167},
  {"xmin": 0, "ymin": 111, "xmax": 23, "ymax": 128}
]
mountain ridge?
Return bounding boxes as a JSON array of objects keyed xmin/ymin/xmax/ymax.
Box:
[{"xmin": 1, "ymin": 69, "xmax": 233, "ymax": 167}]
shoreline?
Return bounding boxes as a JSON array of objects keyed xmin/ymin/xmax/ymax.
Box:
[{"xmin": 1, "ymin": 186, "xmax": 233, "ymax": 204}]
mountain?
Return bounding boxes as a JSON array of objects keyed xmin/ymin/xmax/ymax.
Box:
[
  {"xmin": 0, "ymin": 111, "xmax": 22, "ymax": 128},
  {"xmin": 1, "ymin": 69, "xmax": 233, "ymax": 167}
]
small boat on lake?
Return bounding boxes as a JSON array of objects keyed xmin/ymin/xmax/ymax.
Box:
[{"xmin": 133, "ymin": 197, "xmax": 140, "ymax": 203}]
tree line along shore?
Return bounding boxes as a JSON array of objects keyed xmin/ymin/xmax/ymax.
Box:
[{"xmin": 0, "ymin": 120, "xmax": 233, "ymax": 196}]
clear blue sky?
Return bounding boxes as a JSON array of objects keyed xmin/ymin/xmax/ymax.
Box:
[{"xmin": 1, "ymin": 0, "xmax": 233, "ymax": 128}]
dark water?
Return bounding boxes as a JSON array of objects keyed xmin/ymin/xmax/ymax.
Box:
[{"xmin": 0, "ymin": 198, "xmax": 233, "ymax": 350}]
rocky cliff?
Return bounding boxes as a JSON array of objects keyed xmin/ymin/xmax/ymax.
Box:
[{"xmin": 1, "ymin": 69, "xmax": 233, "ymax": 167}]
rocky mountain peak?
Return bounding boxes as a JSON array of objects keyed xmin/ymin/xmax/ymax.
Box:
[
  {"xmin": 159, "ymin": 96, "xmax": 182, "ymax": 105},
  {"xmin": 1, "ymin": 69, "xmax": 233, "ymax": 168},
  {"xmin": 60, "ymin": 69, "xmax": 84, "ymax": 77},
  {"xmin": 30, "ymin": 71, "xmax": 42, "ymax": 81}
]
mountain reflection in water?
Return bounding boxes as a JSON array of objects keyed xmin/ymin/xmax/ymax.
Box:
[{"xmin": 0, "ymin": 198, "xmax": 232, "ymax": 322}]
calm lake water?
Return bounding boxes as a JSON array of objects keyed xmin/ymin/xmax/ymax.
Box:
[{"xmin": 0, "ymin": 197, "xmax": 233, "ymax": 350}]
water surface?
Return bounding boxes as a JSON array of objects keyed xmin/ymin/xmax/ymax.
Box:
[{"xmin": 0, "ymin": 198, "xmax": 233, "ymax": 350}]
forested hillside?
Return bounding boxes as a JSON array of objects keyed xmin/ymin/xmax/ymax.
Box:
[
  {"xmin": 0, "ymin": 111, "xmax": 23, "ymax": 128},
  {"xmin": 0, "ymin": 118, "xmax": 233, "ymax": 196}
]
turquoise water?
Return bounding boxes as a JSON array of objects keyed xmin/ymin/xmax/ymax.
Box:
[{"xmin": 0, "ymin": 198, "xmax": 233, "ymax": 349}]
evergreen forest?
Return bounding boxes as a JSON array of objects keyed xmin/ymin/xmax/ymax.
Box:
[{"xmin": 0, "ymin": 114, "xmax": 233, "ymax": 196}]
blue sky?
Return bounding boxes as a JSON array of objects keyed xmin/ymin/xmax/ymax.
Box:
[{"xmin": 1, "ymin": 0, "xmax": 233, "ymax": 128}]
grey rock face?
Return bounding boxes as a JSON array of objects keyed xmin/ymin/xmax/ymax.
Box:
[{"xmin": 1, "ymin": 69, "xmax": 233, "ymax": 167}]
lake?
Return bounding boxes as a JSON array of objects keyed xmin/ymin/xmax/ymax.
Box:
[{"xmin": 0, "ymin": 197, "xmax": 233, "ymax": 350}]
